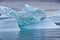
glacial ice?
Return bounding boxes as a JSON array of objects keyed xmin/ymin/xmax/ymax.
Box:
[
  {"xmin": 0, "ymin": 4, "xmax": 59, "ymax": 31},
  {"xmin": 17, "ymin": 4, "xmax": 59, "ymax": 30},
  {"xmin": 23, "ymin": 18, "xmax": 58, "ymax": 29},
  {"xmin": 47, "ymin": 9, "xmax": 60, "ymax": 23},
  {"xmin": 23, "ymin": 4, "xmax": 46, "ymax": 21},
  {"xmin": 18, "ymin": 4, "xmax": 46, "ymax": 26},
  {"xmin": 0, "ymin": 6, "xmax": 20, "ymax": 31}
]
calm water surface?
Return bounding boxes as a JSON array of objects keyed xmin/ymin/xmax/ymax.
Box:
[{"xmin": 0, "ymin": 29, "xmax": 60, "ymax": 40}]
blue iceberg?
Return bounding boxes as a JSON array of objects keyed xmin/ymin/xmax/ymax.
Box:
[
  {"xmin": 22, "ymin": 18, "xmax": 58, "ymax": 29},
  {"xmin": 0, "ymin": 4, "xmax": 58, "ymax": 31},
  {"xmin": 17, "ymin": 4, "xmax": 58, "ymax": 30},
  {"xmin": 23, "ymin": 4, "xmax": 46, "ymax": 21},
  {"xmin": 18, "ymin": 4, "xmax": 46, "ymax": 27}
]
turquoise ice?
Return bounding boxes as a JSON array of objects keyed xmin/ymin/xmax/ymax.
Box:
[
  {"xmin": 22, "ymin": 4, "xmax": 46, "ymax": 21},
  {"xmin": 18, "ymin": 4, "xmax": 46, "ymax": 27},
  {"xmin": 22, "ymin": 18, "xmax": 58, "ymax": 29},
  {"xmin": 5, "ymin": 4, "xmax": 55, "ymax": 28},
  {"xmin": 0, "ymin": 4, "xmax": 58, "ymax": 31}
]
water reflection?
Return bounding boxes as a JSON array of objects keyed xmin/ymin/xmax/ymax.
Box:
[
  {"xmin": 18, "ymin": 29, "xmax": 46, "ymax": 40},
  {"xmin": 0, "ymin": 29, "xmax": 46, "ymax": 40},
  {"xmin": 0, "ymin": 29, "xmax": 60, "ymax": 40}
]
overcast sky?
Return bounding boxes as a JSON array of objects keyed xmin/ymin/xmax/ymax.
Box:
[{"xmin": 0, "ymin": 0, "xmax": 60, "ymax": 2}]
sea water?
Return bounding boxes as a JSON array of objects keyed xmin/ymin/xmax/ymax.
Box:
[{"xmin": 0, "ymin": 29, "xmax": 60, "ymax": 40}]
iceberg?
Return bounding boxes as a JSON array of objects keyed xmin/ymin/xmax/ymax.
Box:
[
  {"xmin": 0, "ymin": 6, "xmax": 20, "ymax": 31},
  {"xmin": 0, "ymin": 4, "xmax": 58, "ymax": 31},
  {"xmin": 0, "ymin": 17, "xmax": 20, "ymax": 31},
  {"xmin": 47, "ymin": 9, "xmax": 60, "ymax": 24},
  {"xmin": 19, "ymin": 18, "xmax": 58, "ymax": 29},
  {"xmin": 18, "ymin": 4, "xmax": 46, "ymax": 27},
  {"xmin": 23, "ymin": 4, "xmax": 46, "ymax": 21},
  {"xmin": 17, "ymin": 4, "xmax": 59, "ymax": 30}
]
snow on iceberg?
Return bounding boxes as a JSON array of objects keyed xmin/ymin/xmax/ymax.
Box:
[
  {"xmin": 47, "ymin": 9, "xmax": 60, "ymax": 23},
  {"xmin": 0, "ymin": 5, "xmax": 20, "ymax": 31}
]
